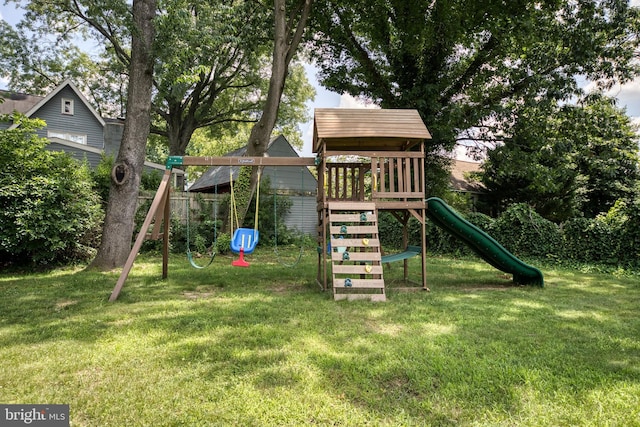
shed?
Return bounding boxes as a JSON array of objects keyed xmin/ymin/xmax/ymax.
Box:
[{"xmin": 189, "ymin": 135, "xmax": 317, "ymax": 235}]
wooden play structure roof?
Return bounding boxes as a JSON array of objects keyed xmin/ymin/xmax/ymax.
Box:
[{"xmin": 313, "ymin": 108, "xmax": 432, "ymax": 152}]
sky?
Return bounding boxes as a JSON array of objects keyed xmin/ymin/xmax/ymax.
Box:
[{"xmin": 2, "ymin": 2, "xmax": 640, "ymax": 160}]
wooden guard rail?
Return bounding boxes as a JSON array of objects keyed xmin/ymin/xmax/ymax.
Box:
[
  {"xmin": 322, "ymin": 152, "xmax": 424, "ymax": 203},
  {"xmin": 325, "ymin": 163, "xmax": 370, "ymax": 201},
  {"xmin": 372, "ymin": 154, "xmax": 424, "ymax": 200}
]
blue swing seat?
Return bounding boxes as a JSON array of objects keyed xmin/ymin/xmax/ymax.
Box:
[{"xmin": 230, "ymin": 228, "xmax": 259, "ymax": 254}]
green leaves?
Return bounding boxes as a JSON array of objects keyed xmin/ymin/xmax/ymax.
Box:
[
  {"xmin": 309, "ymin": 0, "xmax": 640, "ymax": 162},
  {"xmin": 0, "ymin": 117, "xmax": 103, "ymax": 265},
  {"xmin": 480, "ymin": 94, "xmax": 640, "ymax": 221}
]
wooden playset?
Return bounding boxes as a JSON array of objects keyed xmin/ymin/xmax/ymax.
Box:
[{"xmin": 109, "ymin": 108, "xmax": 432, "ymax": 302}]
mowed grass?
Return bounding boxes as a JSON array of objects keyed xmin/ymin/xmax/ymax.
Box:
[{"xmin": 0, "ymin": 248, "xmax": 639, "ymax": 426}]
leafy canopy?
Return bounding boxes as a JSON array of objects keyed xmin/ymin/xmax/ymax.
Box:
[
  {"xmin": 479, "ymin": 94, "xmax": 640, "ymax": 221},
  {"xmin": 308, "ymin": 0, "xmax": 640, "ymax": 154}
]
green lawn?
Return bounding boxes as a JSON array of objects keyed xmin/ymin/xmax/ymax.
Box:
[{"xmin": 1, "ymin": 249, "xmax": 638, "ymax": 426}]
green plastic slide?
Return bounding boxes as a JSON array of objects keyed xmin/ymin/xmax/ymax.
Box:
[{"xmin": 426, "ymin": 197, "xmax": 544, "ymax": 287}]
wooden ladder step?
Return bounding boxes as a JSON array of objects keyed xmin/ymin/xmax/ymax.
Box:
[{"xmin": 328, "ymin": 202, "xmax": 385, "ymax": 302}]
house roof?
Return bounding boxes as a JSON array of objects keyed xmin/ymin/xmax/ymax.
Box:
[
  {"xmin": 189, "ymin": 135, "xmax": 316, "ymax": 193},
  {"xmin": 313, "ymin": 108, "xmax": 432, "ymax": 153},
  {"xmin": 450, "ymin": 159, "xmax": 485, "ymax": 193},
  {"xmin": 6, "ymin": 79, "xmax": 105, "ymax": 129},
  {"xmin": 0, "ymin": 91, "xmax": 43, "ymax": 115}
]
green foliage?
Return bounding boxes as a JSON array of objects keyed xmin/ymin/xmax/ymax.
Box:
[
  {"xmin": 310, "ymin": 0, "xmax": 640, "ymax": 188},
  {"xmin": 214, "ymin": 232, "xmax": 231, "ymax": 255},
  {"xmin": 480, "ymin": 95, "xmax": 640, "ymax": 221},
  {"xmin": 491, "ymin": 204, "xmax": 563, "ymax": 258},
  {"xmin": 166, "ymin": 194, "xmax": 223, "ymax": 256},
  {"xmin": 378, "ymin": 211, "xmax": 404, "ymax": 249},
  {"xmin": 562, "ymin": 199, "xmax": 640, "ymax": 268},
  {"xmin": 562, "ymin": 217, "xmax": 617, "ymax": 264},
  {"xmin": 140, "ymin": 169, "xmax": 162, "ymax": 193},
  {"xmin": 6, "ymin": 1, "xmax": 314, "ymax": 158},
  {"xmin": 407, "ymin": 192, "xmax": 639, "ymax": 269},
  {"xmin": 0, "ymin": 114, "xmax": 103, "ymax": 266},
  {"xmin": 616, "ymin": 198, "xmax": 640, "ymax": 267},
  {"xmin": 571, "ymin": 94, "xmax": 640, "ymax": 217},
  {"xmin": 247, "ymin": 177, "xmax": 294, "ymax": 246},
  {"xmin": 91, "ymin": 153, "xmax": 114, "ymax": 204},
  {"xmin": 92, "ymin": 154, "xmax": 164, "ymax": 206}
]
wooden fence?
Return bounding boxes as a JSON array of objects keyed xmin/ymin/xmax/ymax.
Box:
[{"xmin": 137, "ymin": 191, "xmax": 222, "ymax": 225}]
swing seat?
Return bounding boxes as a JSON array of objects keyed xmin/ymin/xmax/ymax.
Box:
[{"xmin": 230, "ymin": 228, "xmax": 259, "ymax": 254}]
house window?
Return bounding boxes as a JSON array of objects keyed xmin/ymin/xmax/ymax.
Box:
[
  {"xmin": 61, "ymin": 98, "xmax": 74, "ymax": 115},
  {"xmin": 48, "ymin": 130, "xmax": 87, "ymax": 145}
]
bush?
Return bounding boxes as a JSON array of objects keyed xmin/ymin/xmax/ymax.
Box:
[
  {"xmin": 491, "ymin": 203, "xmax": 562, "ymax": 258},
  {"xmin": 169, "ymin": 194, "xmax": 222, "ymax": 256},
  {"xmin": 561, "ymin": 217, "xmax": 616, "ymax": 264},
  {"xmin": 617, "ymin": 199, "xmax": 640, "ymax": 267},
  {"xmin": 0, "ymin": 114, "xmax": 103, "ymax": 266}
]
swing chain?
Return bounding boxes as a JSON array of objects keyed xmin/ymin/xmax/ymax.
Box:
[{"xmin": 185, "ymin": 170, "xmax": 218, "ymax": 269}]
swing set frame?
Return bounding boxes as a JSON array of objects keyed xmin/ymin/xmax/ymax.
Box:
[{"xmin": 109, "ymin": 155, "xmax": 316, "ymax": 302}]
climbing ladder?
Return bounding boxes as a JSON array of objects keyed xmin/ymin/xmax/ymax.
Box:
[{"xmin": 328, "ymin": 202, "xmax": 386, "ymax": 301}]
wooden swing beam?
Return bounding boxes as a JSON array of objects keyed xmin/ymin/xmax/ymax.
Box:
[{"xmin": 109, "ymin": 155, "xmax": 316, "ymax": 301}]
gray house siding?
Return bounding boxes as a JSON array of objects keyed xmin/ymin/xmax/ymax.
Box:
[
  {"xmin": 47, "ymin": 139, "xmax": 103, "ymax": 168},
  {"xmin": 262, "ymin": 136, "xmax": 317, "ymax": 195},
  {"xmin": 287, "ymin": 195, "xmax": 317, "ymax": 235},
  {"xmin": 32, "ymin": 85, "xmax": 104, "ymax": 151}
]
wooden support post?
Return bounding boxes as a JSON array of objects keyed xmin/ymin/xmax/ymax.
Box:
[
  {"xmin": 109, "ymin": 169, "xmax": 172, "ymax": 302},
  {"xmin": 162, "ymin": 182, "xmax": 171, "ymax": 279}
]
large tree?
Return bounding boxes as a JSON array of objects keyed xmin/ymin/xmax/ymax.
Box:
[
  {"xmin": 91, "ymin": 0, "xmax": 156, "ymax": 269},
  {"xmin": 480, "ymin": 94, "xmax": 640, "ymax": 221},
  {"xmin": 308, "ymin": 0, "xmax": 640, "ymax": 160},
  {"xmin": 5, "ymin": 0, "xmax": 315, "ymax": 267},
  {"xmin": 237, "ymin": 0, "xmax": 314, "ymax": 222},
  {"xmin": 151, "ymin": 0, "xmax": 269, "ymax": 156},
  {"xmin": 5, "ymin": 0, "xmax": 314, "ymax": 158}
]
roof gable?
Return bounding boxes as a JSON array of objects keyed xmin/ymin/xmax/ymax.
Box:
[
  {"xmin": 7, "ymin": 80, "xmax": 105, "ymax": 129},
  {"xmin": 189, "ymin": 135, "xmax": 317, "ymax": 192},
  {"xmin": 450, "ymin": 160, "xmax": 485, "ymax": 193}
]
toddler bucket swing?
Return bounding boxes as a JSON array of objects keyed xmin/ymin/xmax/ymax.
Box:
[{"xmin": 229, "ymin": 168, "xmax": 261, "ymax": 267}]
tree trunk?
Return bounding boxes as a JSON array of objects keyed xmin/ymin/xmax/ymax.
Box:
[
  {"xmin": 90, "ymin": 0, "xmax": 156, "ymax": 270},
  {"xmin": 238, "ymin": 0, "xmax": 313, "ymax": 222}
]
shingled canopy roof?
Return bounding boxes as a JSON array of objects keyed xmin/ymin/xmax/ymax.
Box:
[{"xmin": 312, "ymin": 108, "xmax": 431, "ymax": 153}]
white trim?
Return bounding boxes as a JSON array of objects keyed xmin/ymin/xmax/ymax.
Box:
[
  {"xmin": 48, "ymin": 137, "xmax": 184, "ymax": 177},
  {"xmin": 48, "ymin": 137, "xmax": 103, "ymax": 155},
  {"xmin": 48, "ymin": 130, "xmax": 87, "ymax": 145},
  {"xmin": 61, "ymin": 98, "xmax": 74, "ymax": 115}
]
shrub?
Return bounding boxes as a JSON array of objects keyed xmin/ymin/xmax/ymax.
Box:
[
  {"xmin": 561, "ymin": 217, "xmax": 616, "ymax": 264},
  {"xmin": 598, "ymin": 199, "xmax": 640, "ymax": 268},
  {"xmin": 491, "ymin": 203, "xmax": 562, "ymax": 258},
  {"xmin": 378, "ymin": 211, "xmax": 404, "ymax": 248},
  {"xmin": 0, "ymin": 114, "xmax": 103, "ymax": 266}
]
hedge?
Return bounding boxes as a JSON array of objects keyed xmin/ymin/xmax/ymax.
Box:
[{"xmin": 379, "ymin": 198, "xmax": 639, "ymax": 269}]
